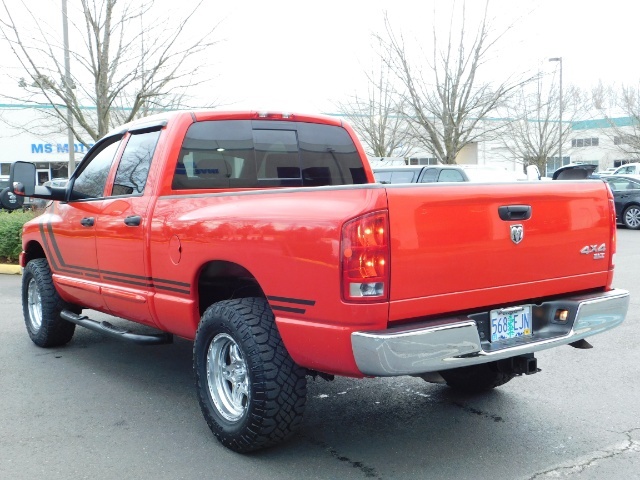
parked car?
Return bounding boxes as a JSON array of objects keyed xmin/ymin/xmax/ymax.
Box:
[
  {"xmin": 372, "ymin": 165, "xmax": 468, "ymax": 184},
  {"xmin": 598, "ymin": 167, "xmax": 617, "ymax": 176},
  {"xmin": 602, "ymin": 174, "xmax": 640, "ymax": 229},
  {"xmin": 33, "ymin": 178, "xmax": 69, "ymax": 208},
  {"xmin": 610, "ymin": 163, "xmax": 640, "ymax": 176},
  {"xmin": 10, "ymin": 110, "xmax": 628, "ymax": 453},
  {"xmin": 43, "ymin": 177, "xmax": 69, "ymax": 188},
  {"xmin": 372, "ymin": 165, "xmax": 524, "ymax": 184}
]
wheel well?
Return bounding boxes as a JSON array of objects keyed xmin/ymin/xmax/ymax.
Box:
[
  {"xmin": 23, "ymin": 240, "xmax": 46, "ymax": 264},
  {"xmin": 197, "ymin": 261, "xmax": 265, "ymax": 316}
]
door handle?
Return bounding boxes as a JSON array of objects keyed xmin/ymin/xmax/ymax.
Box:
[
  {"xmin": 80, "ymin": 217, "xmax": 95, "ymax": 227},
  {"xmin": 124, "ymin": 215, "xmax": 142, "ymax": 227}
]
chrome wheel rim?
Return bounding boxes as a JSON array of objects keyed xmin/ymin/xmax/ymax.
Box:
[
  {"xmin": 625, "ymin": 207, "xmax": 640, "ymax": 228},
  {"xmin": 27, "ymin": 277, "xmax": 43, "ymax": 332},
  {"xmin": 206, "ymin": 333, "xmax": 249, "ymax": 422}
]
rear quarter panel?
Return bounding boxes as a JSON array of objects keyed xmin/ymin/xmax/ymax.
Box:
[{"xmin": 148, "ymin": 185, "xmax": 389, "ymax": 375}]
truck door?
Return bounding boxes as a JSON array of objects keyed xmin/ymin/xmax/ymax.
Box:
[
  {"xmin": 95, "ymin": 129, "xmax": 162, "ymax": 326},
  {"xmin": 50, "ymin": 136, "xmax": 124, "ymax": 310}
]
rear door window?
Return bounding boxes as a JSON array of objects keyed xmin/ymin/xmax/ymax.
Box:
[
  {"xmin": 391, "ymin": 170, "xmax": 416, "ymax": 183},
  {"xmin": 172, "ymin": 120, "xmax": 366, "ymax": 189},
  {"xmin": 438, "ymin": 169, "xmax": 465, "ymax": 182},
  {"xmin": 111, "ymin": 130, "xmax": 161, "ymax": 196}
]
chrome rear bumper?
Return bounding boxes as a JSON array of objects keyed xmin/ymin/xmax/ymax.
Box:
[{"xmin": 351, "ymin": 289, "xmax": 629, "ymax": 376}]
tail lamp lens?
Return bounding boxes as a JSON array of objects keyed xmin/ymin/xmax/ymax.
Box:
[{"xmin": 341, "ymin": 211, "xmax": 389, "ymax": 302}]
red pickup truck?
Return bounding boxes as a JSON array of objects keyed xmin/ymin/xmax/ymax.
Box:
[{"xmin": 10, "ymin": 110, "xmax": 629, "ymax": 453}]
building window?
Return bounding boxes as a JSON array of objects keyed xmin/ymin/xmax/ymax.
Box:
[
  {"xmin": 0, "ymin": 163, "xmax": 10, "ymax": 175},
  {"xmin": 545, "ymin": 156, "xmax": 571, "ymax": 177},
  {"xmin": 571, "ymin": 138, "xmax": 598, "ymax": 148},
  {"xmin": 409, "ymin": 157, "xmax": 438, "ymax": 165}
]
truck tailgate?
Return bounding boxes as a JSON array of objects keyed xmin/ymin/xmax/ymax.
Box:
[{"xmin": 385, "ymin": 181, "xmax": 613, "ymax": 322}]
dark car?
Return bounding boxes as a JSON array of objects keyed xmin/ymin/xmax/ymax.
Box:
[{"xmin": 602, "ymin": 175, "xmax": 640, "ymax": 229}]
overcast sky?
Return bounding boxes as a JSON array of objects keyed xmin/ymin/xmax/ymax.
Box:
[{"xmin": 2, "ymin": 0, "xmax": 640, "ymax": 115}]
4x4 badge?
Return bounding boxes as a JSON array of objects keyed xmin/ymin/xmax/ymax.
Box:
[{"xmin": 510, "ymin": 224, "xmax": 524, "ymax": 244}]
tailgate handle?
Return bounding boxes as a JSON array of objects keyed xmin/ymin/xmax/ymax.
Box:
[{"xmin": 498, "ymin": 205, "xmax": 531, "ymax": 221}]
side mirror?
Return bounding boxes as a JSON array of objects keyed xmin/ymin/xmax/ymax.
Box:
[
  {"xmin": 10, "ymin": 161, "xmax": 36, "ymax": 196},
  {"xmin": 526, "ymin": 165, "xmax": 541, "ymax": 181}
]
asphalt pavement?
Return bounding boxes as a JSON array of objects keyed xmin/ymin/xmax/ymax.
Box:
[{"xmin": 0, "ymin": 229, "xmax": 639, "ymax": 480}]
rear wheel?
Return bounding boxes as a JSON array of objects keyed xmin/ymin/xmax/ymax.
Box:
[
  {"xmin": 622, "ymin": 205, "xmax": 640, "ymax": 229},
  {"xmin": 194, "ymin": 297, "xmax": 307, "ymax": 453},
  {"xmin": 439, "ymin": 362, "xmax": 515, "ymax": 393},
  {"xmin": 22, "ymin": 258, "xmax": 76, "ymax": 347}
]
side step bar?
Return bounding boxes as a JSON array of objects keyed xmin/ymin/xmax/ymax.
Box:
[{"xmin": 61, "ymin": 310, "xmax": 173, "ymax": 345}]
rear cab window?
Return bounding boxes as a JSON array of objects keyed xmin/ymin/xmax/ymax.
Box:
[{"xmin": 172, "ymin": 120, "xmax": 367, "ymax": 189}]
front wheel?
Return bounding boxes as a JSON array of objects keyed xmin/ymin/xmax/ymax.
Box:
[
  {"xmin": 622, "ymin": 205, "xmax": 640, "ymax": 229},
  {"xmin": 22, "ymin": 258, "xmax": 76, "ymax": 347},
  {"xmin": 439, "ymin": 362, "xmax": 515, "ymax": 393},
  {"xmin": 194, "ymin": 297, "xmax": 307, "ymax": 453}
]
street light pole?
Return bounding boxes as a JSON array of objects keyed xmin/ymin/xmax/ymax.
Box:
[
  {"xmin": 549, "ymin": 57, "xmax": 563, "ymax": 167},
  {"xmin": 62, "ymin": 0, "xmax": 75, "ymax": 175}
]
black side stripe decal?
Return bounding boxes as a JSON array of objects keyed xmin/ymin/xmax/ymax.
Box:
[
  {"xmin": 39, "ymin": 221, "xmax": 191, "ymax": 294},
  {"xmin": 99, "ymin": 269, "xmax": 190, "ymax": 287},
  {"xmin": 39, "ymin": 223, "xmax": 84, "ymax": 276},
  {"xmin": 267, "ymin": 295, "xmax": 316, "ymax": 306},
  {"xmin": 46, "ymin": 223, "xmax": 98, "ymax": 273},
  {"xmin": 267, "ymin": 296, "xmax": 317, "ymax": 315}
]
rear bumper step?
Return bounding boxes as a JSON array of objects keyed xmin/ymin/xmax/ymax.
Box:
[
  {"xmin": 61, "ymin": 310, "xmax": 173, "ymax": 345},
  {"xmin": 351, "ymin": 288, "xmax": 629, "ymax": 377}
]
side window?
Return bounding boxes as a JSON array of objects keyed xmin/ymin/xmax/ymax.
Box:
[
  {"xmin": 438, "ymin": 169, "xmax": 465, "ymax": 182},
  {"xmin": 71, "ymin": 137, "xmax": 122, "ymax": 200},
  {"xmin": 420, "ymin": 168, "xmax": 438, "ymax": 183},
  {"xmin": 111, "ymin": 130, "xmax": 161, "ymax": 196},
  {"xmin": 391, "ymin": 171, "xmax": 416, "ymax": 183},
  {"xmin": 374, "ymin": 171, "xmax": 392, "ymax": 184}
]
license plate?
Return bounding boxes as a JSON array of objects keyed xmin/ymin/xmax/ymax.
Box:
[{"xmin": 490, "ymin": 305, "xmax": 532, "ymax": 342}]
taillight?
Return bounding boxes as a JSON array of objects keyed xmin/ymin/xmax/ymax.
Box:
[
  {"xmin": 341, "ymin": 211, "xmax": 390, "ymax": 302},
  {"xmin": 609, "ymin": 198, "xmax": 617, "ymax": 270},
  {"xmin": 605, "ymin": 183, "xmax": 617, "ymax": 270}
]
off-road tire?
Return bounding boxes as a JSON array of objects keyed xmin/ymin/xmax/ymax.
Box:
[
  {"xmin": 194, "ymin": 297, "xmax": 307, "ymax": 453},
  {"xmin": 22, "ymin": 258, "xmax": 76, "ymax": 347},
  {"xmin": 439, "ymin": 362, "xmax": 515, "ymax": 393},
  {"xmin": 622, "ymin": 205, "xmax": 640, "ymax": 230}
]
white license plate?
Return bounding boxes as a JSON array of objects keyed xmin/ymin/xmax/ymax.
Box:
[{"xmin": 490, "ymin": 305, "xmax": 532, "ymax": 342}]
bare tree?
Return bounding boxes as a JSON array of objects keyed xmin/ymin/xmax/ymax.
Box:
[
  {"xmin": 0, "ymin": 0, "xmax": 218, "ymax": 147},
  {"xmin": 500, "ymin": 74, "xmax": 585, "ymax": 175},
  {"xmin": 597, "ymin": 84, "xmax": 640, "ymax": 159},
  {"xmin": 378, "ymin": 2, "xmax": 532, "ymax": 164},
  {"xmin": 336, "ymin": 61, "xmax": 414, "ymax": 159}
]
